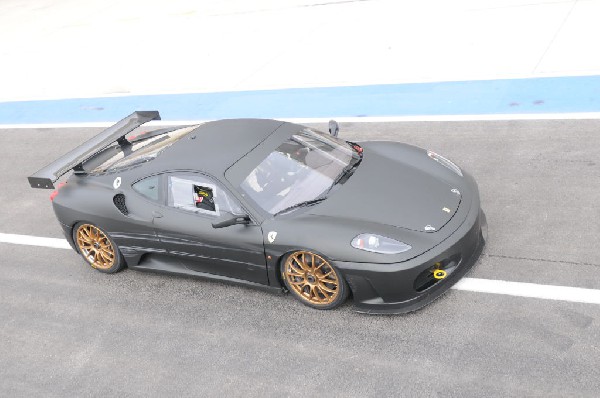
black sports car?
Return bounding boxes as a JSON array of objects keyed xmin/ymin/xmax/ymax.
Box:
[{"xmin": 29, "ymin": 111, "xmax": 486, "ymax": 314}]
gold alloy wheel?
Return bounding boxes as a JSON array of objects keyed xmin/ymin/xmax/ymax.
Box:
[
  {"xmin": 283, "ymin": 251, "xmax": 340, "ymax": 306},
  {"xmin": 76, "ymin": 224, "xmax": 116, "ymax": 270}
]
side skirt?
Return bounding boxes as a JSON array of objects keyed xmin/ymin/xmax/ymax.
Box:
[{"xmin": 129, "ymin": 254, "xmax": 284, "ymax": 295}]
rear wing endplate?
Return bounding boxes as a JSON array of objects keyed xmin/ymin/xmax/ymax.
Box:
[{"xmin": 28, "ymin": 111, "xmax": 161, "ymax": 189}]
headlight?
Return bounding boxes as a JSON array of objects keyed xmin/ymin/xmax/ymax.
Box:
[
  {"xmin": 351, "ymin": 234, "xmax": 411, "ymax": 254},
  {"xmin": 427, "ymin": 150, "xmax": 463, "ymax": 176}
]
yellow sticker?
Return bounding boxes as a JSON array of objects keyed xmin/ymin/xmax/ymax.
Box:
[{"xmin": 433, "ymin": 270, "xmax": 447, "ymax": 280}]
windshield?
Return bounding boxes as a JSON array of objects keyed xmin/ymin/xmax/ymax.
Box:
[{"xmin": 240, "ymin": 128, "xmax": 359, "ymax": 215}]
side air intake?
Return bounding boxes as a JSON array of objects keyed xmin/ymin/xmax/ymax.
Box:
[{"xmin": 113, "ymin": 194, "xmax": 128, "ymax": 215}]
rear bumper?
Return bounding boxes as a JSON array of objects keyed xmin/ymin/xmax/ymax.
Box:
[
  {"xmin": 58, "ymin": 221, "xmax": 77, "ymax": 251},
  {"xmin": 335, "ymin": 194, "xmax": 486, "ymax": 315}
]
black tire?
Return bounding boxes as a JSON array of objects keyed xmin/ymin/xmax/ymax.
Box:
[
  {"xmin": 72, "ymin": 222, "xmax": 125, "ymax": 274},
  {"xmin": 281, "ymin": 250, "xmax": 349, "ymax": 310}
]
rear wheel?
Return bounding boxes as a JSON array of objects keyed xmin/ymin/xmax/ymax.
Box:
[
  {"xmin": 281, "ymin": 250, "xmax": 349, "ymax": 310},
  {"xmin": 73, "ymin": 223, "xmax": 125, "ymax": 273}
]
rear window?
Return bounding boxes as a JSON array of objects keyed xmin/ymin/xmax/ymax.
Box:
[
  {"xmin": 91, "ymin": 125, "xmax": 197, "ymax": 173},
  {"xmin": 132, "ymin": 175, "xmax": 160, "ymax": 202}
]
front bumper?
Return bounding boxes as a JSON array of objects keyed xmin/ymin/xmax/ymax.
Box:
[{"xmin": 335, "ymin": 191, "xmax": 487, "ymax": 314}]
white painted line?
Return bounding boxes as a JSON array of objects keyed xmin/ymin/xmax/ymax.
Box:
[
  {"xmin": 452, "ymin": 277, "xmax": 600, "ymax": 305},
  {"xmin": 1, "ymin": 232, "xmax": 600, "ymax": 306},
  {"xmin": 0, "ymin": 233, "xmax": 71, "ymax": 250},
  {"xmin": 2, "ymin": 112, "xmax": 600, "ymax": 129}
]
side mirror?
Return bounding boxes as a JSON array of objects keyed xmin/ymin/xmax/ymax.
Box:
[
  {"xmin": 212, "ymin": 212, "xmax": 251, "ymax": 228},
  {"xmin": 328, "ymin": 120, "xmax": 339, "ymax": 137}
]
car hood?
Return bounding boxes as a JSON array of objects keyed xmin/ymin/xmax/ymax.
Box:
[{"xmin": 308, "ymin": 142, "xmax": 461, "ymax": 233}]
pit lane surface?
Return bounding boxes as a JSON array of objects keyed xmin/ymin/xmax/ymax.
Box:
[{"xmin": 1, "ymin": 120, "xmax": 599, "ymax": 396}]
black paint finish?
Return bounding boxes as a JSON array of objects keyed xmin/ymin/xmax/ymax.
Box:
[{"xmin": 36, "ymin": 113, "xmax": 486, "ymax": 313}]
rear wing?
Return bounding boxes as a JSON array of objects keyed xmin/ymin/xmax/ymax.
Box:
[{"xmin": 28, "ymin": 111, "xmax": 161, "ymax": 189}]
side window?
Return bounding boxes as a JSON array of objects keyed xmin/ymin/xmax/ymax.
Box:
[
  {"xmin": 167, "ymin": 174, "xmax": 243, "ymax": 217},
  {"xmin": 132, "ymin": 175, "xmax": 160, "ymax": 202}
]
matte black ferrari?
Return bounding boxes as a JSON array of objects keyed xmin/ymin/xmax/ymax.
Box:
[{"xmin": 28, "ymin": 111, "xmax": 486, "ymax": 314}]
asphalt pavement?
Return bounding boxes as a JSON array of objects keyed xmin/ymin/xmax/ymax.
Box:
[{"xmin": 1, "ymin": 120, "xmax": 599, "ymax": 397}]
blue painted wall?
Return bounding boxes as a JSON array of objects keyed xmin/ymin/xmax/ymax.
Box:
[{"xmin": 1, "ymin": 76, "xmax": 598, "ymax": 123}]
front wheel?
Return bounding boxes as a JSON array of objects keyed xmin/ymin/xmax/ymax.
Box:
[
  {"xmin": 281, "ymin": 250, "xmax": 349, "ymax": 310},
  {"xmin": 73, "ymin": 223, "xmax": 125, "ymax": 273}
]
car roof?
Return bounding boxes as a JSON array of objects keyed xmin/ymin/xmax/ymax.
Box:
[{"xmin": 146, "ymin": 118, "xmax": 287, "ymax": 177}]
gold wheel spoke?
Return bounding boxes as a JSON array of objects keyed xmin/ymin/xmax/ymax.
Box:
[
  {"xmin": 297, "ymin": 254, "xmax": 309, "ymax": 271},
  {"xmin": 321, "ymin": 277, "xmax": 338, "ymax": 286},
  {"xmin": 99, "ymin": 251, "xmax": 112, "ymax": 262},
  {"xmin": 286, "ymin": 267, "xmax": 304, "ymax": 277},
  {"xmin": 309, "ymin": 286, "xmax": 318, "ymax": 301},
  {"xmin": 314, "ymin": 260, "xmax": 325, "ymax": 271},
  {"xmin": 98, "ymin": 250, "xmax": 111, "ymax": 266},
  {"xmin": 321, "ymin": 280, "xmax": 338, "ymax": 289},
  {"xmin": 321, "ymin": 269, "xmax": 334, "ymax": 278},
  {"xmin": 318, "ymin": 282, "xmax": 337, "ymax": 293},
  {"xmin": 291, "ymin": 255, "xmax": 300, "ymax": 268},
  {"xmin": 284, "ymin": 251, "xmax": 340, "ymax": 305},
  {"xmin": 323, "ymin": 286, "xmax": 333, "ymax": 298},
  {"xmin": 101, "ymin": 251, "xmax": 114, "ymax": 267},
  {"xmin": 78, "ymin": 231, "xmax": 93, "ymax": 243},
  {"xmin": 299, "ymin": 262, "xmax": 310, "ymax": 272},
  {"xmin": 289, "ymin": 262, "xmax": 304, "ymax": 273},
  {"xmin": 315, "ymin": 285, "xmax": 328, "ymax": 300},
  {"xmin": 84, "ymin": 249, "xmax": 94, "ymax": 262},
  {"xmin": 315, "ymin": 286, "xmax": 327, "ymax": 302},
  {"xmin": 304, "ymin": 253, "xmax": 313, "ymax": 271},
  {"xmin": 77, "ymin": 224, "xmax": 116, "ymax": 270},
  {"xmin": 289, "ymin": 279, "xmax": 306, "ymax": 287}
]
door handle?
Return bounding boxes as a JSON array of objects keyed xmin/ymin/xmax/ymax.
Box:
[{"xmin": 152, "ymin": 210, "xmax": 164, "ymax": 218}]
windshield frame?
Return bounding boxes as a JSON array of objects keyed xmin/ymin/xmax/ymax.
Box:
[{"xmin": 236, "ymin": 127, "xmax": 359, "ymax": 217}]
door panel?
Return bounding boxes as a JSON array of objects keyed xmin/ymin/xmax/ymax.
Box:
[
  {"xmin": 154, "ymin": 209, "xmax": 267, "ymax": 284},
  {"xmin": 154, "ymin": 172, "xmax": 268, "ymax": 284}
]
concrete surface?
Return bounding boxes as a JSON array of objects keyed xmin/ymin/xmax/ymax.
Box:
[{"xmin": 1, "ymin": 120, "xmax": 599, "ymax": 396}]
